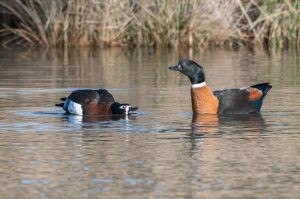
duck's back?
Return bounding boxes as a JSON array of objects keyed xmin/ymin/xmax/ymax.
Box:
[
  {"xmin": 68, "ymin": 89, "xmax": 115, "ymax": 104},
  {"xmin": 214, "ymin": 83, "xmax": 272, "ymax": 114}
]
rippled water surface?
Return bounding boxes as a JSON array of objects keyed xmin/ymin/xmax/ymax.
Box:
[{"xmin": 0, "ymin": 48, "xmax": 299, "ymax": 198}]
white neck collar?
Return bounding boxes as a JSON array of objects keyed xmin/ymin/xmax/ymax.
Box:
[{"xmin": 191, "ymin": 82, "xmax": 206, "ymax": 88}]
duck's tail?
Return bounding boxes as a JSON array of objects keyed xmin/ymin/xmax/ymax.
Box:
[
  {"xmin": 251, "ymin": 82, "xmax": 272, "ymax": 98},
  {"xmin": 55, "ymin": 97, "xmax": 66, "ymax": 107},
  {"xmin": 250, "ymin": 83, "xmax": 272, "ymax": 112},
  {"xmin": 55, "ymin": 103, "xmax": 64, "ymax": 107}
]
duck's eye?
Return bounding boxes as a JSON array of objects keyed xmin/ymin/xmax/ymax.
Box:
[{"xmin": 120, "ymin": 105, "xmax": 126, "ymax": 109}]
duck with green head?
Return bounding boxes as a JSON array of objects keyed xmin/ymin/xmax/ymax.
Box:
[{"xmin": 169, "ymin": 59, "xmax": 272, "ymax": 115}]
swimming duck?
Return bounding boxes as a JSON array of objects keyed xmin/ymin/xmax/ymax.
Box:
[
  {"xmin": 169, "ymin": 59, "xmax": 272, "ymax": 114},
  {"xmin": 55, "ymin": 89, "xmax": 138, "ymax": 115}
]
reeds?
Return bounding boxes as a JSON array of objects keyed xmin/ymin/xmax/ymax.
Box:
[
  {"xmin": 0, "ymin": 0, "xmax": 299, "ymax": 49},
  {"xmin": 235, "ymin": 0, "xmax": 300, "ymax": 49}
]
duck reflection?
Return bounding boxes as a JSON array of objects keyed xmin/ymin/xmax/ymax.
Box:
[
  {"xmin": 221, "ymin": 114, "xmax": 267, "ymax": 136},
  {"xmin": 191, "ymin": 113, "xmax": 266, "ymax": 134},
  {"xmin": 190, "ymin": 113, "xmax": 266, "ymax": 151},
  {"xmin": 66, "ymin": 114, "xmax": 137, "ymax": 124},
  {"xmin": 192, "ymin": 114, "xmax": 219, "ymax": 134}
]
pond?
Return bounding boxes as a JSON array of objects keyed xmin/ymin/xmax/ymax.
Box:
[{"xmin": 0, "ymin": 47, "xmax": 299, "ymax": 198}]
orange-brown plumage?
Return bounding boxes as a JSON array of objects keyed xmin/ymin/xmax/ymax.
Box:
[
  {"xmin": 191, "ymin": 85, "xmax": 219, "ymax": 114},
  {"xmin": 82, "ymin": 101, "xmax": 113, "ymax": 115},
  {"xmin": 247, "ymin": 87, "xmax": 263, "ymax": 101}
]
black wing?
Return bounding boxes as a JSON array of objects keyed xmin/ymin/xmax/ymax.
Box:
[
  {"xmin": 96, "ymin": 89, "xmax": 115, "ymax": 103},
  {"xmin": 68, "ymin": 89, "xmax": 115, "ymax": 105},
  {"xmin": 213, "ymin": 88, "xmax": 257, "ymax": 114},
  {"xmin": 250, "ymin": 83, "xmax": 272, "ymax": 97}
]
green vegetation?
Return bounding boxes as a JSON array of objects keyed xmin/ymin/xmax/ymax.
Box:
[{"xmin": 0, "ymin": 0, "xmax": 299, "ymax": 49}]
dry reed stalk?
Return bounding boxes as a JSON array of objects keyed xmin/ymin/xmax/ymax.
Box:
[{"xmin": 0, "ymin": 0, "xmax": 299, "ymax": 49}]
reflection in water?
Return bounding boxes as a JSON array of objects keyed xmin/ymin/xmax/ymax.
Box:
[
  {"xmin": 218, "ymin": 113, "xmax": 266, "ymax": 130},
  {"xmin": 190, "ymin": 114, "xmax": 266, "ymax": 152},
  {"xmin": 192, "ymin": 114, "xmax": 219, "ymax": 133},
  {"xmin": 66, "ymin": 114, "xmax": 137, "ymax": 123},
  {"xmin": 0, "ymin": 48, "xmax": 299, "ymax": 198},
  {"xmin": 192, "ymin": 113, "xmax": 265, "ymax": 134}
]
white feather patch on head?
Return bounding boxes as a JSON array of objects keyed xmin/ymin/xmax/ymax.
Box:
[
  {"xmin": 125, "ymin": 105, "xmax": 131, "ymax": 115},
  {"xmin": 68, "ymin": 100, "xmax": 83, "ymax": 115}
]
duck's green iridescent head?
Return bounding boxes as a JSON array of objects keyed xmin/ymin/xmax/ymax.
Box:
[{"xmin": 169, "ymin": 59, "xmax": 205, "ymax": 84}]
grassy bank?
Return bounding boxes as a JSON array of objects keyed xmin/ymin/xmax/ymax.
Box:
[{"xmin": 0, "ymin": 0, "xmax": 299, "ymax": 49}]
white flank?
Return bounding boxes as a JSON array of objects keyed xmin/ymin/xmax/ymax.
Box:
[
  {"xmin": 191, "ymin": 82, "xmax": 206, "ymax": 89},
  {"xmin": 68, "ymin": 100, "xmax": 83, "ymax": 115}
]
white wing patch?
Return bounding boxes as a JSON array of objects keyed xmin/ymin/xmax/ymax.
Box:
[{"xmin": 68, "ymin": 100, "xmax": 83, "ymax": 115}]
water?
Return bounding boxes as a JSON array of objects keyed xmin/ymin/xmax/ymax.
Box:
[{"xmin": 0, "ymin": 48, "xmax": 299, "ymax": 198}]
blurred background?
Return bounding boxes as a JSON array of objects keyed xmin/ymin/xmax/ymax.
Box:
[{"xmin": 0, "ymin": 0, "xmax": 299, "ymax": 49}]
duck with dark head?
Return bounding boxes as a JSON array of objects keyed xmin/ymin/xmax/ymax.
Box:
[
  {"xmin": 169, "ymin": 59, "xmax": 272, "ymax": 115},
  {"xmin": 55, "ymin": 89, "xmax": 138, "ymax": 116}
]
